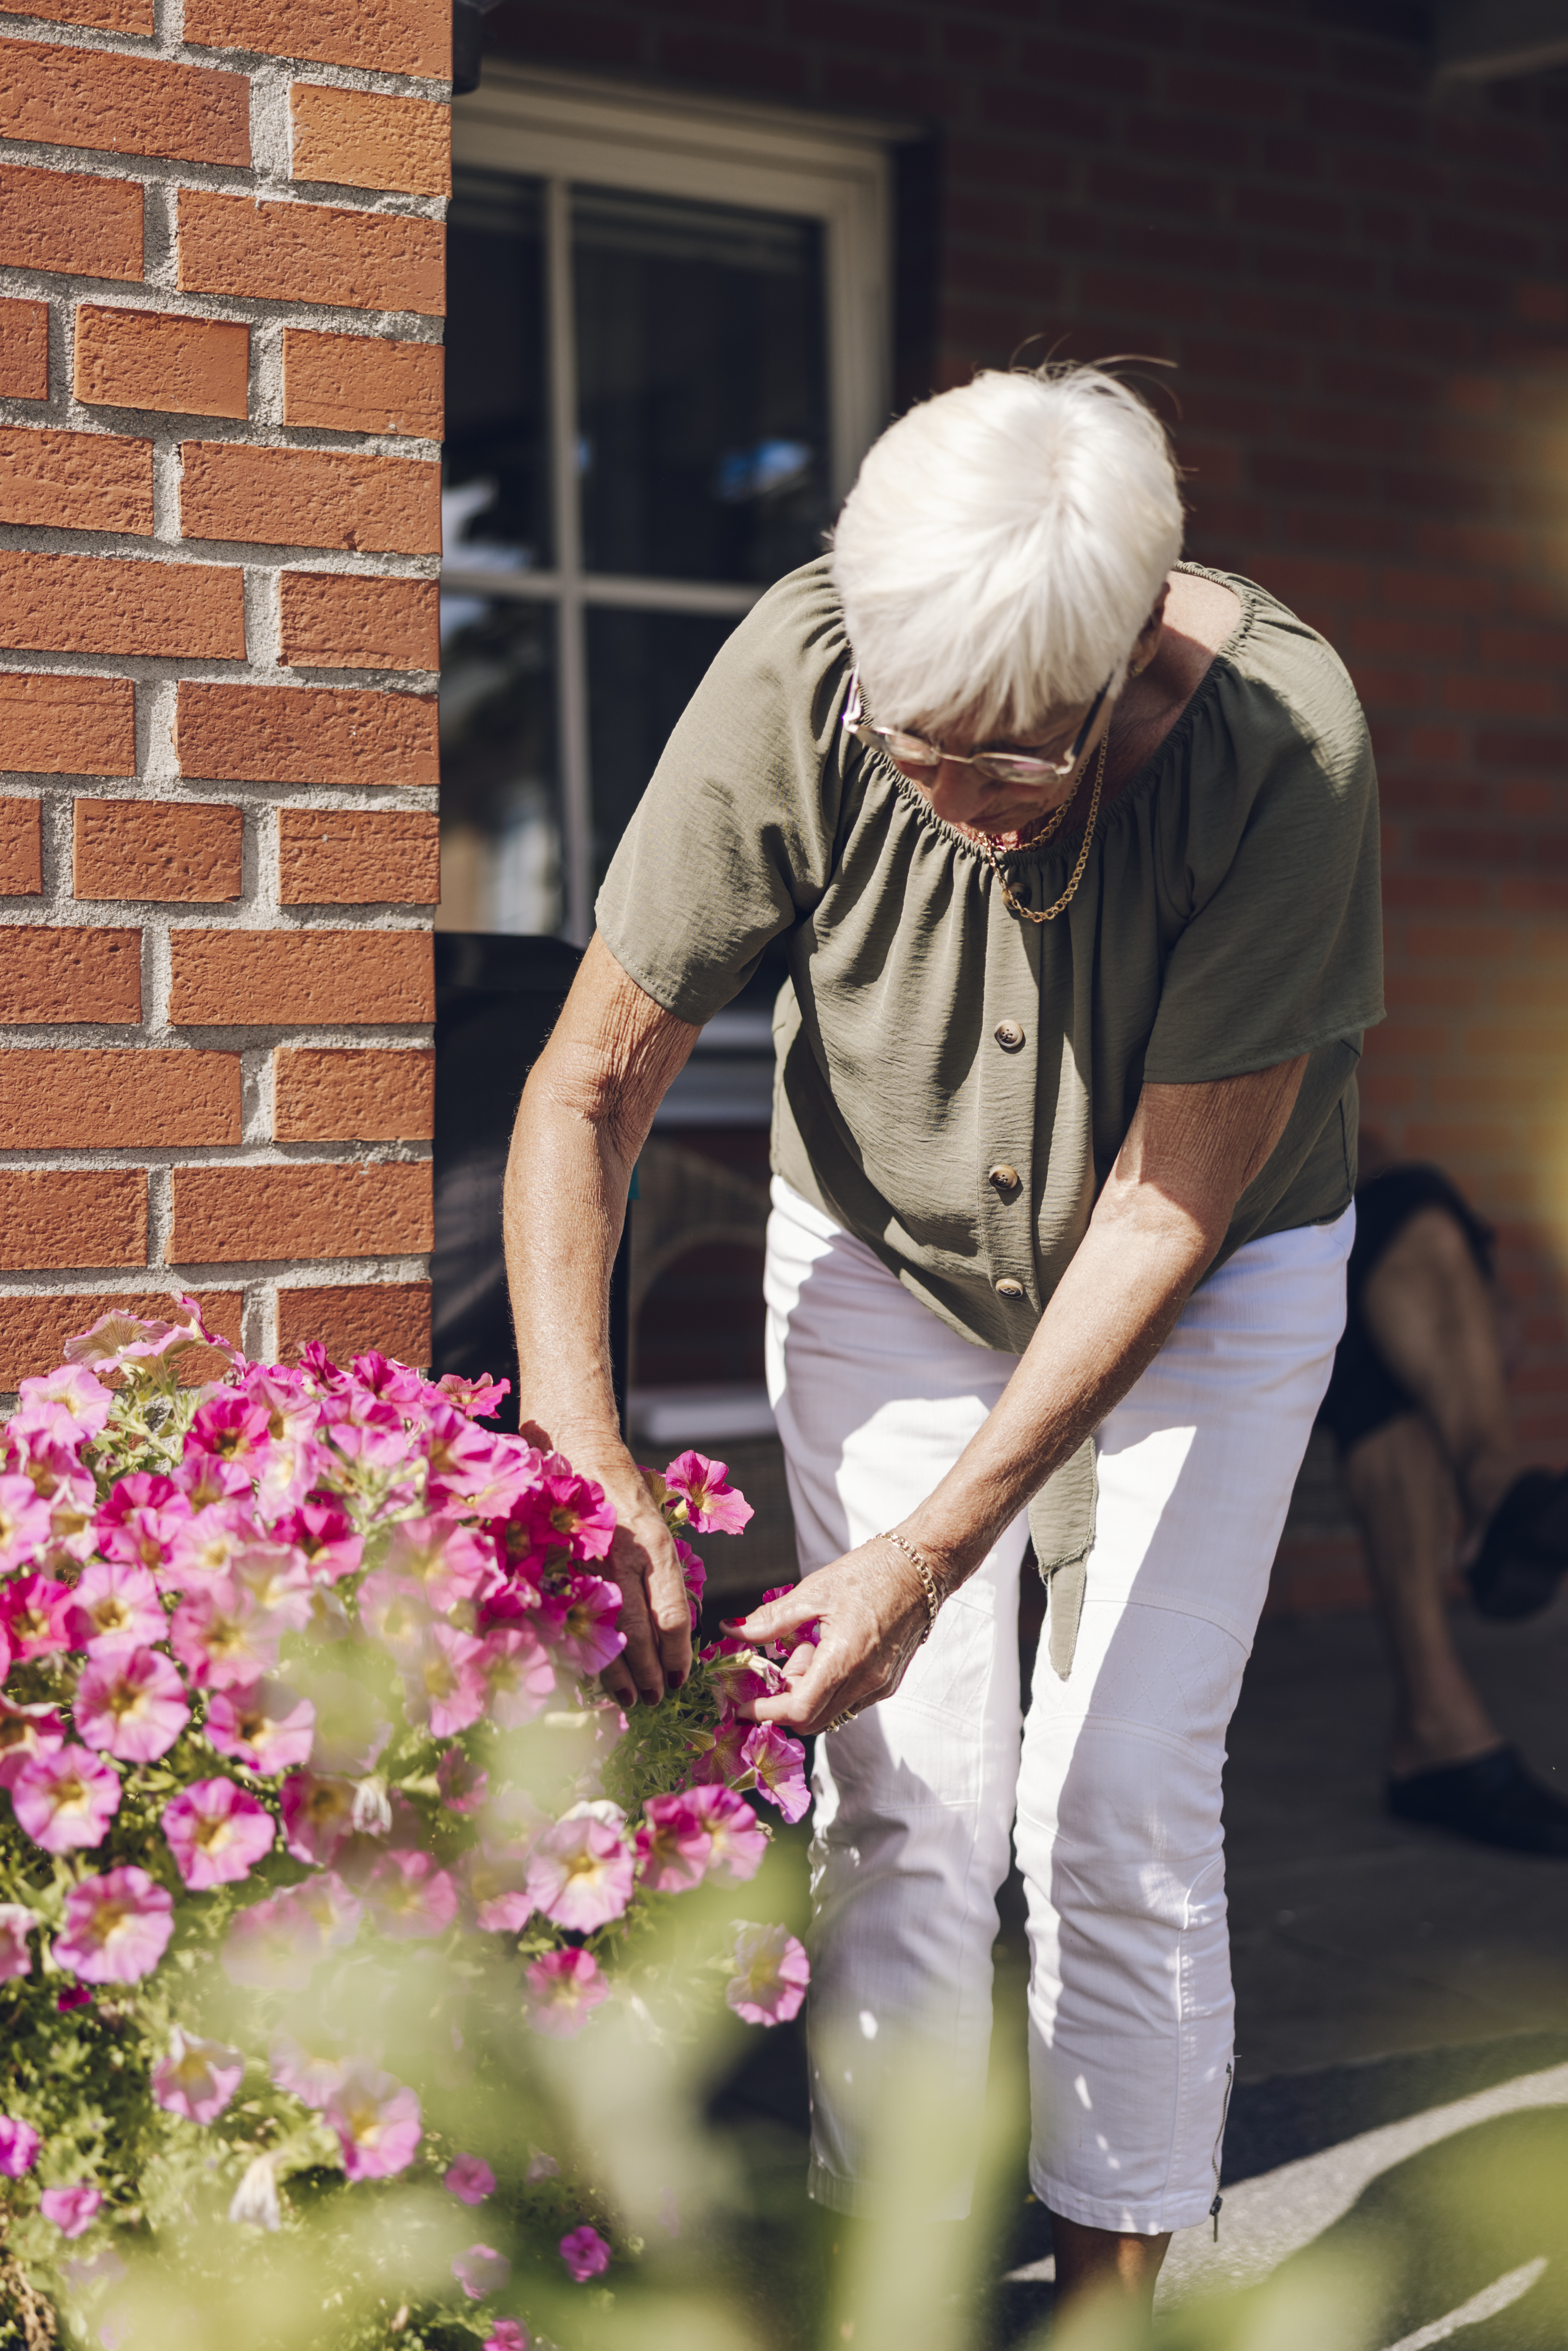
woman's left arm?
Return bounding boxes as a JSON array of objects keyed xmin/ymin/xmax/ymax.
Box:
[{"xmin": 738, "ymin": 1053, "xmax": 1309, "ymax": 1733}]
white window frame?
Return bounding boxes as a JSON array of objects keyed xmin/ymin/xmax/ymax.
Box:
[{"xmin": 448, "ymin": 65, "xmax": 899, "ymax": 939}]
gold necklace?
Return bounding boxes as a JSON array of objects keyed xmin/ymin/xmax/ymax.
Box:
[{"xmin": 979, "ymin": 731, "xmax": 1108, "ymax": 926}]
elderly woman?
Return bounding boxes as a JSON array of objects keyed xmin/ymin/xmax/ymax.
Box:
[{"xmin": 504, "ymin": 365, "xmax": 1382, "ymax": 2318}]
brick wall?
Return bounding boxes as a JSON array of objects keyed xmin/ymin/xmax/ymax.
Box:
[
  {"xmin": 489, "ymin": 0, "xmax": 1568, "ymax": 1549},
  {"xmin": 0, "ymin": 0, "xmax": 450, "ymax": 1392}
]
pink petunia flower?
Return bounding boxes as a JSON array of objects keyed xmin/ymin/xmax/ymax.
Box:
[
  {"xmin": 364, "ymin": 1850, "xmax": 458, "ymax": 1941},
  {"xmin": 0, "ymin": 2115, "xmax": 39, "ymax": 2176},
  {"xmin": 386, "ymin": 1516, "xmax": 495, "ymax": 1611},
  {"xmin": 525, "ymin": 1815, "xmax": 635, "ymax": 1933},
  {"xmin": 545, "ymin": 1574, "xmax": 626, "ymax": 1678},
  {"xmin": 227, "ymin": 1542, "xmax": 313, "ymax": 1632},
  {"xmin": 222, "ymin": 1888, "xmax": 326, "ymax": 1991},
  {"xmin": 1, "ymin": 1571, "xmax": 74, "ymax": 1659},
  {"xmin": 68, "ymin": 1562, "xmax": 166, "ymax": 1653},
  {"xmin": 725, "ymin": 1922, "xmax": 810, "ymax": 2026},
  {"xmin": 96, "ymin": 1473, "xmax": 192, "ymax": 1572},
  {"xmin": 702, "ymin": 1638, "xmax": 790, "ymax": 1711},
  {"xmin": 477, "ymin": 1625, "xmax": 555, "ymax": 1729},
  {"xmin": 270, "ymin": 2036, "xmax": 346, "ymax": 2110},
  {"xmin": 8, "ymin": 1444, "xmax": 97, "ymax": 1562},
  {"xmin": 559, "ymin": 2224, "xmax": 612, "ymax": 2283},
  {"xmin": 73, "ymin": 1646, "xmax": 190, "ymax": 1764},
  {"xmin": 662, "ymin": 1451, "xmax": 753, "ymax": 1537},
  {"xmin": 323, "ymin": 2061, "xmax": 422, "ymax": 2182},
  {"xmin": 40, "ymin": 2182, "xmax": 100, "ymax": 2238},
  {"xmin": 347, "ymin": 1351, "xmax": 428, "ymax": 1410},
  {"xmin": 434, "ymin": 1368, "xmax": 510, "ymax": 1418},
  {"xmin": 289, "ymin": 1869, "xmax": 363, "ymax": 1955},
  {"xmin": 169, "ymin": 1578, "xmax": 282, "ymax": 1690},
  {"xmin": 423, "ymin": 1405, "xmax": 511, "ymax": 1507},
  {"xmin": 739, "ymin": 1724, "xmax": 810, "ymax": 1824},
  {"xmin": 484, "ymin": 2324, "xmax": 528, "ymax": 2351},
  {"xmin": 636, "ymin": 1792, "xmax": 714, "ymax": 1894},
  {"xmin": 0, "ymin": 1476, "xmax": 53, "ymax": 1573},
  {"xmin": 204, "ymin": 1678, "xmax": 316, "ymax": 1774},
  {"xmin": 676, "ymin": 1536, "xmax": 706, "ymax": 1626},
  {"xmin": 357, "ymin": 1569, "xmax": 434, "ymax": 1664},
  {"xmin": 54, "ymin": 1867, "xmax": 173, "ymax": 1984},
  {"xmin": 0, "ymin": 1697, "xmax": 59, "ymax": 1791},
  {"xmin": 279, "ymin": 1770, "xmax": 356, "ymax": 1867},
  {"xmin": 681, "ymin": 1783, "xmax": 768, "ymax": 1883},
  {"xmin": 270, "ymin": 1501, "xmax": 362, "ymax": 1585},
  {"xmin": 162, "ymin": 1499, "xmax": 257, "ymax": 1588},
  {"xmin": 170, "ymin": 1451, "xmax": 253, "ymax": 1513},
  {"xmin": 524, "ymin": 2149, "xmax": 559, "ymax": 2183},
  {"xmin": 186, "ymin": 1392, "xmax": 272, "ymax": 1467},
  {"xmin": 16, "ymin": 1364, "xmax": 113, "ymax": 1441},
  {"xmin": 0, "ymin": 1904, "xmax": 35, "ymax": 1980},
  {"xmin": 12, "ymin": 1743, "xmax": 120, "ymax": 1852},
  {"xmin": 65, "ymin": 1306, "xmax": 181, "ymax": 1368},
  {"xmin": 453, "ymin": 2243, "xmax": 511, "ymax": 2301},
  {"xmin": 461, "ymin": 1840, "xmax": 532, "ymax": 1934},
  {"xmin": 152, "ymin": 2027, "xmax": 244, "ymax": 2125},
  {"xmin": 530, "ymin": 1458, "xmax": 617, "ymax": 1562},
  {"xmin": 523, "ymin": 1947, "xmax": 610, "ymax": 2039},
  {"xmin": 402, "ymin": 1622, "xmax": 490, "ymax": 1739},
  {"xmin": 444, "ymin": 2153, "xmax": 495, "ymax": 2205},
  {"xmin": 162, "ymin": 1776, "xmax": 275, "ymax": 1890}
]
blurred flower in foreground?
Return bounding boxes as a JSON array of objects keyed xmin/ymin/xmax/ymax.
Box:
[
  {"xmin": 444, "ymin": 2153, "xmax": 495, "ymax": 2205},
  {"xmin": 227, "ymin": 2152, "xmax": 281, "ymax": 2232},
  {"xmin": 0, "ymin": 1901, "xmax": 35, "ymax": 1980},
  {"xmin": 323, "ymin": 2062, "xmax": 422, "ymax": 2181},
  {"xmin": 524, "ymin": 1948, "xmax": 609, "ymax": 2039},
  {"xmin": 453, "ymin": 2243, "xmax": 511, "ymax": 2300},
  {"xmin": 726, "ymin": 1923, "xmax": 810, "ymax": 2026},
  {"xmin": 40, "ymin": 2183, "xmax": 100, "ymax": 2238},
  {"xmin": 558, "ymin": 2225, "xmax": 611, "ymax": 2283},
  {"xmin": 0, "ymin": 2115, "xmax": 39, "ymax": 2177},
  {"xmin": 153, "ymin": 2027, "xmax": 244, "ymax": 2125}
]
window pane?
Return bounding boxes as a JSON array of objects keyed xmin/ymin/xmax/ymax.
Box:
[
  {"xmin": 445, "ymin": 169, "xmax": 551, "ymax": 572},
  {"xmin": 587, "ymin": 607, "xmax": 740, "ymax": 887},
  {"xmin": 437, "ymin": 598, "xmax": 562, "ymax": 936},
  {"xmin": 574, "ymin": 186, "xmax": 830, "ymax": 585}
]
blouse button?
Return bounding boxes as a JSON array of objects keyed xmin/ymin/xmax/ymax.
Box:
[
  {"xmin": 996, "ymin": 1277, "xmax": 1025, "ymax": 1299},
  {"xmin": 989, "ymin": 1163, "xmax": 1021, "ymax": 1194},
  {"xmin": 994, "ymin": 1020, "xmax": 1026, "ymax": 1051}
]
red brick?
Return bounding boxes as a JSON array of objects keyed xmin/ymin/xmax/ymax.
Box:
[
  {"xmin": 179, "ymin": 441, "xmax": 438, "ymax": 554},
  {"xmin": 0, "ymin": 1048, "xmax": 239, "ymax": 1146},
  {"xmin": 73, "ymin": 799, "xmax": 242, "ymax": 902},
  {"xmin": 75, "ymin": 306, "xmax": 248, "ymax": 420},
  {"xmin": 276, "ymin": 1280, "xmax": 430, "ymax": 1367},
  {"xmin": 177, "ymin": 190, "xmax": 443, "ymax": 317},
  {"xmin": 278, "ymin": 571, "xmax": 437, "ymax": 671},
  {"xmin": 1, "ymin": 926, "xmax": 139, "ymax": 1022},
  {"xmin": 0, "ymin": 162, "xmax": 142, "ymax": 281},
  {"xmin": 290, "ymin": 85, "xmax": 449, "ymax": 199},
  {"xmin": 281, "ymin": 330, "xmax": 440, "ymax": 437},
  {"xmin": 0, "ymin": 798, "xmax": 41, "ymax": 894},
  {"xmin": 167, "ymin": 929, "xmax": 432, "ymax": 1026},
  {"xmin": 176, "ymin": 682, "xmax": 436, "ymax": 789},
  {"xmin": 0, "ymin": 674, "xmax": 134, "ymax": 776},
  {"xmin": 278, "ymin": 808, "xmax": 438, "ymax": 903},
  {"xmin": 169, "ymin": 1159, "xmax": 431, "ymax": 1263},
  {"xmin": 0, "ymin": 426, "xmax": 151, "ymax": 533},
  {"xmin": 4, "ymin": 0, "xmax": 153, "ymax": 32},
  {"xmin": 0, "ymin": 1168, "xmax": 145, "ymax": 1270},
  {"xmin": 185, "ymin": 0, "xmax": 447, "ymax": 76},
  {"xmin": 273, "ymin": 1046, "xmax": 434, "ymax": 1140},
  {"xmin": 0, "ymin": 1288, "xmax": 241, "ymax": 1391},
  {"xmin": 0, "ymin": 552, "xmax": 244, "ymax": 659},
  {"xmin": 0, "ymin": 298, "xmax": 47, "ymax": 399},
  {"xmin": 0, "ymin": 39, "xmax": 249, "ymax": 167}
]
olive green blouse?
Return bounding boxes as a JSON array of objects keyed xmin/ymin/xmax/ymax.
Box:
[{"xmin": 600, "ymin": 555, "xmax": 1383, "ymax": 1355}]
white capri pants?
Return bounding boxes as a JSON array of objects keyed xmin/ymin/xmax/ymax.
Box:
[{"xmin": 763, "ymin": 1177, "xmax": 1352, "ymax": 2236}]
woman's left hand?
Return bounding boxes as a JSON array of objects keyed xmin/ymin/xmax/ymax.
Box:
[{"xmin": 722, "ymin": 1538, "xmax": 934, "ymax": 1735}]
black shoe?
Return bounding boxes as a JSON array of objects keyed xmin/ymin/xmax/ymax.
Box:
[
  {"xmin": 1388, "ymin": 1746, "xmax": 1568, "ymax": 1857},
  {"xmin": 1466, "ymin": 1469, "xmax": 1568, "ymax": 1621}
]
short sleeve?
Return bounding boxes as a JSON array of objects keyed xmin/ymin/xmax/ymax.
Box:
[
  {"xmin": 594, "ymin": 560, "xmax": 855, "ymax": 1027},
  {"xmin": 1143, "ymin": 637, "xmax": 1384, "ymax": 1086}
]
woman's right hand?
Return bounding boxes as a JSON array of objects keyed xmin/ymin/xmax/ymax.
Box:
[{"xmin": 587, "ymin": 1455, "xmax": 695, "ymax": 1710}]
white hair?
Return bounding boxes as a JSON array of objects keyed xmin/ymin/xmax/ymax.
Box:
[{"xmin": 830, "ymin": 364, "xmax": 1185, "ymax": 739}]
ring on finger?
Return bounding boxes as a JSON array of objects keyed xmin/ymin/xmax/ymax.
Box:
[{"xmin": 827, "ymin": 1707, "xmax": 860, "ymax": 1732}]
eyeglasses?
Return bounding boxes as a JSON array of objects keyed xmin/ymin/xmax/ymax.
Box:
[{"xmin": 842, "ymin": 669, "xmax": 1111, "ymax": 788}]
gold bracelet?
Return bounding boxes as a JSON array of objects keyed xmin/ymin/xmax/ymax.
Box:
[{"xmin": 878, "ymin": 1531, "xmax": 940, "ymax": 1643}]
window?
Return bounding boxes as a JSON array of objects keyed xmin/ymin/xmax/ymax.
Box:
[{"xmin": 441, "ymin": 66, "xmax": 894, "ymax": 940}]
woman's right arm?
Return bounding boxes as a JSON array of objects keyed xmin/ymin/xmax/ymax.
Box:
[{"xmin": 502, "ymin": 933, "xmax": 702, "ymax": 1710}]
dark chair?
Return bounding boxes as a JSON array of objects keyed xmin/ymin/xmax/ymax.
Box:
[{"xmin": 431, "ymin": 933, "xmax": 630, "ymax": 1437}]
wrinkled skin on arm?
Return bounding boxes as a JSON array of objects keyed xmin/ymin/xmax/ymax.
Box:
[
  {"xmin": 503, "ymin": 934, "xmax": 702, "ymax": 1710},
  {"xmin": 729, "ymin": 1054, "xmax": 1310, "ymax": 1735}
]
